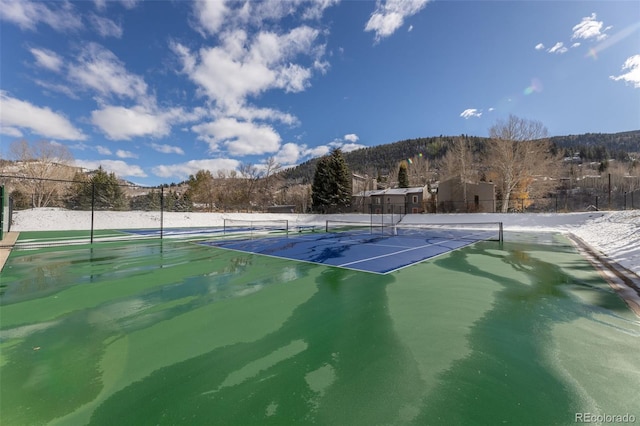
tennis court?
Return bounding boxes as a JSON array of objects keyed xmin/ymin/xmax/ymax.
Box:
[
  {"xmin": 201, "ymin": 220, "xmax": 503, "ymax": 274},
  {"xmin": 1, "ymin": 223, "xmax": 639, "ymax": 425}
]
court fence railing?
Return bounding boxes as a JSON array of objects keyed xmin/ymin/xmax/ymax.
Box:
[
  {"xmin": 1, "ymin": 173, "xmax": 638, "ymax": 245},
  {"xmin": 350, "ymin": 189, "xmax": 640, "ymax": 215},
  {"xmin": 0, "ymin": 174, "xmax": 189, "ymax": 245}
]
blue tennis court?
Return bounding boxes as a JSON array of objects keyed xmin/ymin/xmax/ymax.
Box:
[{"xmin": 200, "ymin": 226, "xmax": 500, "ymax": 274}]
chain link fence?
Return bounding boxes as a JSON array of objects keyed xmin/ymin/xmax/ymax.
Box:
[
  {"xmin": 350, "ymin": 182, "xmax": 640, "ymax": 214},
  {"xmin": 0, "ymin": 174, "xmax": 193, "ymax": 244}
]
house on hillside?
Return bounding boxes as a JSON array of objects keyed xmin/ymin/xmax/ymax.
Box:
[
  {"xmin": 352, "ymin": 186, "xmax": 431, "ymax": 214},
  {"xmin": 352, "ymin": 173, "xmax": 376, "ymax": 195},
  {"xmin": 437, "ymin": 177, "xmax": 495, "ymax": 212}
]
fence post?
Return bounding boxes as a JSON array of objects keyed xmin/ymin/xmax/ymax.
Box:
[
  {"xmin": 0, "ymin": 185, "xmax": 4, "ymax": 241},
  {"xmin": 608, "ymin": 173, "xmax": 611, "ymax": 210},
  {"xmin": 624, "ymin": 192, "xmax": 627, "ymax": 210},
  {"xmin": 595, "ymin": 196, "xmax": 598, "ymax": 211},
  {"xmin": 160, "ymin": 186, "xmax": 164, "ymax": 240},
  {"xmin": 90, "ymin": 181, "xmax": 95, "ymax": 244}
]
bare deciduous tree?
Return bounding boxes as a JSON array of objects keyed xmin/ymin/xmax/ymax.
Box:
[
  {"xmin": 259, "ymin": 156, "xmax": 282, "ymax": 207},
  {"xmin": 438, "ymin": 137, "xmax": 477, "ymax": 208},
  {"xmin": 9, "ymin": 139, "xmax": 76, "ymax": 207},
  {"xmin": 486, "ymin": 115, "xmax": 552, "ymax": 212},
  {"xmin": 407, "ymin": 155, "xmax": 432, "ymax": 187}
]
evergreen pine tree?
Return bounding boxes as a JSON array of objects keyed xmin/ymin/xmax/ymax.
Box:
[
  {"xmin": 311, "ymin": 156, "xmax": 332, "ymax": 213},
  {"xmin": 398, "ymin": 162, "xmax": 409, "ymax": 188},
  {"xmin": 66, "ymin": 167, "xmax": 127, "ymax": 210},
  {"xmin": 312, "ymin": 148, "xmax": 351, "ymax": 213},
  {"xmin": 329, "ymin": 148, "xmax": 352, "ymax": 210}
]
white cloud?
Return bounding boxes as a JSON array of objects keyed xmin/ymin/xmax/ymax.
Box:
[
  {"xmin": 344, "ymin": 133, "xmax": 359, "ymax": 143},
  {"xmin": 571, "ymin": 42, "xmax": 581, "ymax": 48},
  {"xmin": 91, "ymin": 105, "xmax": 202, "ymax": 140},
  {"xmin": 301, "ymin": 0, "xmax": 340, "ymax": 20},
  {"xmin": 92, "ymin": 105, "xmax": 169, "ymax": 140},
  {"xmin": 116, "ymin": 149, "xmax": 138, "ymax": 159},
  {"xmin": 192, "ymin": 117, "xmax": 281, "ymax": 156},
  {"xmin": 152, "ymin": 158, "xmax": 241, "ymax": 180},
  {"xmin": 177, "ymin": 26, "xmax": 321, "ymax": 110},
  {"xmin": 193, "ymin": 0, "xmax": 233, "ymax": 36},
  {"xmin": 307, "ymin": 145, "xmax": 331, "ymax": 157},
  {"xmin": 274, "ymin": 142, "xmax": 304, "ymax": 165},
  {"xmin": 328, "ymin": 140, "xmax": 365, "ymax": 152},
  {"xmin": 69, "ymin": 43, "xmax": 147, "ymax": 101},
  {"xmin": 0, "ymin": 0, "xmax": 83, "ymax": 32},
  {"xmin": 75, "ymin": 159, "xmax": 147, "ymax": 178},
  {"xmin": 96, "ymin": 145, "xmax": 112, "ymax": 155},
  {"xmin": 94, "ymin": 0, "xmax": 139, "ymax": 10},
  {"xmin": 89, "ymin": 14, "xmax": 123, "ymax": 38},
  {"xmin": 364, "ymin": 0, "xmax": 430, "ymax": 42},
  {"xmin": 572, "ymin": 13, "xmax": 609, "ymax": 41},
  {"xmin": 0, "ymin": 91, "xmax": 87, "ymax": 140},
  {"xmin": 33, "ymin": 80, "xmax": 79, "ymax": 99},
  {"xmin": 271, "ymin": 137, "xmax": 361, "ymax": 169},
  {"xmin": 230, "ymin": 105, "xmax": 298, "ymax": 126},
  {"xmin": 192, "ymin": 0, "xmax": 337, "ymax": 37},
  {"xmin": 1, "ymin": 126, "xmax": 23, "ymax": 138},
  {"xmin": 341, "ymin": 143, "xmax": 365, "ymax": 153},
  {"xmin": 548, "ymin": 42, "xmax": 568, "ymax": 54},
  {"xmin": 150, "ymin": 143, "xmax": 185, "ymax": 155},
  {"xmin": 29, "ymin": 47, "xmax": 63, "ymax": 72},
  {"xmin": 534, "ymin": 43, "xmax": 545, "ymax": 50},
  {"xmin": 460, "ymin": 109, "xmax": 482, "ymax": 119},
  {"xmin": 610, "ymin": 55, "xmax": 640, "ymax": 89}
]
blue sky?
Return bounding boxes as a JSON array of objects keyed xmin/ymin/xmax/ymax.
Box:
[{"xmin": 1, "ymin": 0, "xmax": 638, "ymax": 186}]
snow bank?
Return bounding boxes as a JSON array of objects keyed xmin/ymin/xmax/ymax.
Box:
[{"xmin": 10, "ymin": 208, "xmax": 639, "ymax": 276}]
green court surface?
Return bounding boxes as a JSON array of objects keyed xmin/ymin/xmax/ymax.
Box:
[{"xmin": 0, "ymin": 232, "xmax": 639, "ymax": 425}]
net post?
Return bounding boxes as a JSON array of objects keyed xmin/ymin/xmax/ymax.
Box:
[
  {"xmin": 285, "ymin": 219, "xmax": 289, "ymax": 235},
  {"xmin": 325, "ymin": 220, "xmax": 329, "ymax": 233},
  {"xmin": 499, "ymin": 222, "xmax": 504, "ymax": 243}
]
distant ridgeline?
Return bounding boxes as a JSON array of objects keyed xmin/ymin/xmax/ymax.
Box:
[{"xmin": 280, "ymin": 130, "xmax": 640, "ymax": 184}]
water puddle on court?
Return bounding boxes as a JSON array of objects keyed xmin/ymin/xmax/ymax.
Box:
[{"xmin": 0, "ymin": 234, "xmax": 638, "ymax": 425}]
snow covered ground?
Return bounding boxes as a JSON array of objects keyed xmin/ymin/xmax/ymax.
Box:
[{"xmin": 9, "ymin": 208, "xmax": 640, "ymax": 277}]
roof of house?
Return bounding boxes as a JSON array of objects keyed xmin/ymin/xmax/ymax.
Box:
[{"xmin": 369, "ymin": 187, "xmax": 425, "ymax": 196}]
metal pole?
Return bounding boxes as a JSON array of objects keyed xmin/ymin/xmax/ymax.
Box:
[
  {"xmin": 595, "ymin": 196, "xmax": 598, "ymax": 211},
  {"xmin": 608, "ymin": 173, "xmax": 611, "ymax": 209},
  {"xmin": 160, "ymin": 186, "xmax": 164, "ymax": 240},
  {"xmin": 624, "ymin": 192, "xmax": 627, "ymax": 210},
  {"xmin": 91, "ymin": 181, "xmax": 95, "ymax": 244}
]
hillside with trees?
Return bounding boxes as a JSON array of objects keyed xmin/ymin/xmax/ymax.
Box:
[
  {"xmin": 2, "ymin": 127, "xmax": 638, "ymax": 214},
  {"xmin": 281, "ymin": 130, "xmax": 640, "ymax": 184}
]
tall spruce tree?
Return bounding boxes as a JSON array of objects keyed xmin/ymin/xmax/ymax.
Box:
[
  {"xmin": 312, "ymin": 148, "xmax": 351, "ymax": 213},
  {"xmin": 398, "ymin": 162, "xmax": 409, "ymax": 188},
  {"xmin": 66, "ymin": 167, "xmax": 127, "ymax": 210},
  {"xmin": 311, "ymin": 156, "xmax": 331, "ymax": 212}
]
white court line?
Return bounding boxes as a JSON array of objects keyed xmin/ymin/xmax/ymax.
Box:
[{"xmin": 337, "ymin": 233, "xmax": 481, "ymax": 268}]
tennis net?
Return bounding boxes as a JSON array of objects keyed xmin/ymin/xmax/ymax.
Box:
[
  {"xmin": 223, "ymin": 219, "xmax": 289, "ymax": 236},
  {"xmin": 325, "ymin": 220, "xmax": 503, "ymax": 242}
]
